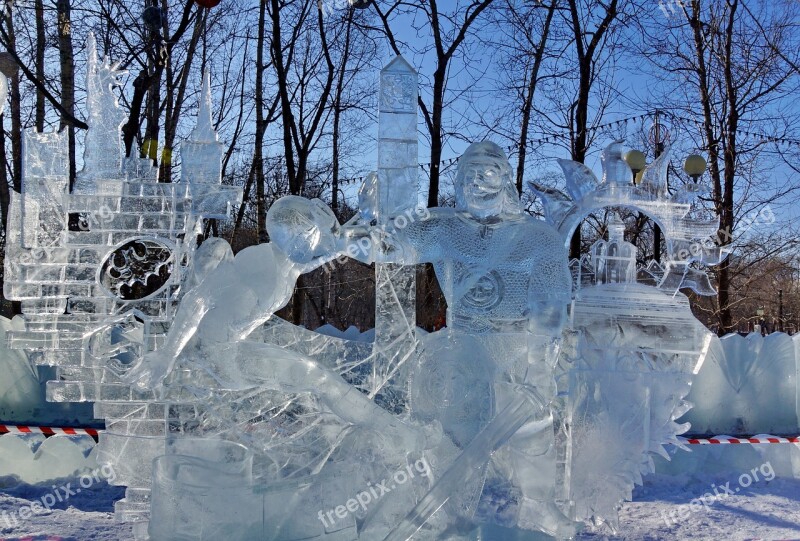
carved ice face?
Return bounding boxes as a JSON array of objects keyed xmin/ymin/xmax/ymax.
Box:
[
  {"xmin": 459, "ymin": 159, "xmax": 506, "ymax": 216},
  {"xmin": 267, "ymin": 197, "xmax": 340, "ymax": 265},
  {"xmin": 454, "ymin": 141, "xmax": 519, "ymax": 219}
]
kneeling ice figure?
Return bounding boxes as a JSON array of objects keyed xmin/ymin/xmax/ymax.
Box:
[{"xmin": 124, "ymin": 196, "xmax": 436, "ymax": 454}]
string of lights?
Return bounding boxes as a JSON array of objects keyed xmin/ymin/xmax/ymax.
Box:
[{"xmin": 337, "ymin": 110, "xmax": 800, "ymax": 187}]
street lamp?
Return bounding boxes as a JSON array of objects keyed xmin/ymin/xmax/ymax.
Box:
[
  {"xmin": 623, "ymin": 149, "xmax": 646, "ymax": 185},
  {"xmin": 683, "ymin": 154, "xmax": 707, "ymax": 183}
]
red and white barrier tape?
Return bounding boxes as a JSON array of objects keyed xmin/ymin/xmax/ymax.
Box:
[
  {"xmin": 680, "ymin": 436, "xmax": 800, "ymax": 445},
  {"xmin": 0, "ymin": 425, "xmax": 798, "ymax": 445},
  {"xmin": 0, "ymin": 424, "xmax": 100, "ymax": 437}
]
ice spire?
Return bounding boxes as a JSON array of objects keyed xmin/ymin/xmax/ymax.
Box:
[
  {"xmin": 191, "ymin": 70, "xmax": 217, "ymax": 143},
  {"xmin": 367, "ymin": 55, "xmax": 419, "ymax": 403},
  {"xmin": 180, "ymin": 70, "xmax": 223, "ymax": 185},
  {"xmin": 601, "ymin": 140, "xmax": 633, "ymax": 186},
  {"xmin": 74, "ymin": 32, "xmax": 127, "ymax": 191}
]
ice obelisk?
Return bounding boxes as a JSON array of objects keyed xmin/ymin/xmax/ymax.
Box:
[{"xmin": 370, "ymin": 56, "xmax": 418, "ymax": 405}]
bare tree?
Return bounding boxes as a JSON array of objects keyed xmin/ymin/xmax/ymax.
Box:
[
  {"xmin": 485, "ymin": 0, "xmax": 558, "ymax": 195},
  {"xmin": 269, "ymin": 0, "xmax": 336, "ymax": 197},
  {"xmin": 564, "ymin": 0, "xmax": 622, "ymax": 258}
]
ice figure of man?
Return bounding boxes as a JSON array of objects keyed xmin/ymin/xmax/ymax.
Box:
[
  {"xmin": 123, "ymin": 196, "xmax": 433, "ymax": 452},
  {"xmin": 385, "ymin": 141, "xmax": 577, "ymax": 537}
]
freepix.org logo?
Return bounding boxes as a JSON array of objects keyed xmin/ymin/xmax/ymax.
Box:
[
  {"xmin": 317, "ymin": 457, "xmax": 431, "ymax": 530},
  {"xmin": 0, "ymin": 465, "xmax": 117, "ymax": 529}
]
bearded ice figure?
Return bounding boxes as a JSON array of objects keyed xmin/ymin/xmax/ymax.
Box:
[
  {"xmin": 454, "ymin": 141, "xmax": 521, "ymax": 220},
  {"xmin": 377, "ymin": 141, "xmax": 579, "ymax": 537}
]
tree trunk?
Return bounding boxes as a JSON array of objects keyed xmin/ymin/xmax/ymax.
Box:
[
  {"xmin": 57, "ymin": 0, "xmax": 76, "ymax": 189},
  {"xmin": 161, "ymin": 7, "xmax": 205, "ymax": 183},
  {"xmin": 331, "ymin": 9, "xmax": 354, "ymax": 214},
  {"xmin": 6, "ymin": 11, "xmax": 21, "ymax": 192},
  {"xmin": 566, "ymin": 0, "xmax": 619, "ymax": 260},
  {"xmin": 0, "ymin": 114, "xmax": 9, "ymax": 228},
  {"xmin": 256, "ymin": 0, "xmax": 267, "ymax": 242},
  {"xmin": 516, "ymin": 0, "xmax": 557, "ymax": 195},
  {"xmin": 270, "ymin": 0, "xmax": 298, "ymax": 196},
  {"xmin": 690, "ymin": 0, "xmax": 733, "ymax": 334},
  {"xmin": 427, "ymin": 71, "xmax": 445, "ymax": 208},
  {"xmin": 34, "ymin": 0, "xmax": 45, "ymax": 132}
]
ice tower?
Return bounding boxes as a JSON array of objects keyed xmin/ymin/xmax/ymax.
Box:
[{"xmin": 3, "ymin": 38, "xmax": 241, "ymax": 538}]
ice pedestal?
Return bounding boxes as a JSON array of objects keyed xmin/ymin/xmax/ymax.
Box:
[
  {"xmin": 563, "ymin": 283, "xmax": 708, "ymax": 527},
  {"xmin": 149, "ymin": 439, "xmax": 359, "ymax": 541}
]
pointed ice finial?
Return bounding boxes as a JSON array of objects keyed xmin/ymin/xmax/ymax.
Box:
[
  {"xmin": 192, "ymin": 70, "xmax": 217, "ymax": 143},
  {"xmin": 83, "ymin": 31, "xmax": 126, "ymax": 120},
  {"xmin": 557, "ymin": 159, "xmax": 598, "ymax": 201},
  {"xmin": 74, "ymin": 32, "xmax": 127, "ymax": 191},
  {"xmin": 87, "ymin": 32, "xmax": 98, "ymax": 72},
  {"xmin": 85, "ymin": 32, "xmax": 98, "ymax": 100},
  {"xmin": 601, "ymin": 140, "xmax": 632, "ymax": 186},
  {"xmin": 639, "ymin": 146, "xmax": 671, "ymax": 196},
  {"xmin": 382, "ymin": 54, "xmax": 416, "ymax": 75},
  {"xmin": 180, "ymin": 70, "xmax": 224, "ymax": 185}
]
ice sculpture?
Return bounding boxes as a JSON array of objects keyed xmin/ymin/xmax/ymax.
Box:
[
  {"xmin": 531, "ymin": 140, "xmax": 729, "ymax": 296},
  {"xmin": 682, "ymin": 332, "xmax": 798, "ymax": 435},
  {"xmin": 374, "ymin": 140, "xmax": 579, "ymax": 537},
  {"xmin": 534, "ymin": 144, "xmax": 717, "ymax": 529},
  {"xmin": 3, "ymin": 47, "xmax": 720, "ymax": 541}
]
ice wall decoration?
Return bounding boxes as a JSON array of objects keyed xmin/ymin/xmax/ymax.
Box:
[
  {"xmin": 4, "ymin": 48, "xmax": 718, "ymax": 541},
  {"xmin": 531, "ymin": 140, "xmax": 729, "ymax": 296}
]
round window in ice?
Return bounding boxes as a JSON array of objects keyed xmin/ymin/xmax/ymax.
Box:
[{"xmin": 99, "ymin": 239, "xmax": 173, "ymax": 301}]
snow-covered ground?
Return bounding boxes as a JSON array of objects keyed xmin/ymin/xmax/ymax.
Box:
[
  {"xmin": 1, "ymin": 472, "xmax": 800, "ymax": 540},
  {"xmin": 583, "ymin": 473, "xmax": 800, "ymax": 540}
]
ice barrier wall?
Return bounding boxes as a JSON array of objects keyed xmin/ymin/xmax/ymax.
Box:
[{"xmin": 681, "ymin": 332, "xmax": 800, "ymax": 436}]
